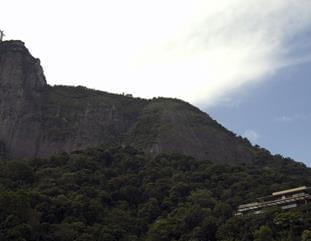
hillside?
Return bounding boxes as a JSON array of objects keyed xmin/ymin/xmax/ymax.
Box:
[
  {"xmin": 0, "ymin": 146, "xmax": 310, "ymax": 241},
  {"xmin": 0, "ymin": 40, "xmax": 254, "ymax": 164},
  {"xmin": 0, "ymin": 40, "xmax": 310, "ymax": 240}
]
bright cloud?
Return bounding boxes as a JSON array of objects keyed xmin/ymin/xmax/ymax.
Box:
[
  {"xmin": 243, "ymin": 129, "xmax": 260, "ymax": 143},
  {"xmin": 1, "ymin": 0, "xmax": 311, "ymax": 106}
]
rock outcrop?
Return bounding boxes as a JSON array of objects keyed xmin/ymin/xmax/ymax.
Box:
[
  {"xmin": 0, "ymin": 40, "xmax": 255, "ymax": 163},
  {"xmin": 0, "ymin": 41, "xmax": 46, "ymax": 159}
]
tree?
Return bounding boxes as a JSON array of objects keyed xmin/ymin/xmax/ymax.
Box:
[
  {"xmin": 302, "ymin": 230, "xmax": 311, "ymax": 241},
  {"xmin": 254, "ymin": 225, "xmax": 274, "ymax": 241},
  {"xmin": 5, "ymin": 161, "xmax": 35, "ymax": 185}
]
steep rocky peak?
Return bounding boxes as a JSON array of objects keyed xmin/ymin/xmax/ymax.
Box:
[
  {"xmin": 0, "ymin": 40, "xmax": 29, "ymax": 52},
  {"xmin": 0, "ymin": 40, "xmax": 47, "ymax": 92}
]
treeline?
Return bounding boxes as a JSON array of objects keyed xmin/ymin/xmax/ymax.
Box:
[{"xmin": 0, "ymin": 146, "xmax": 310, "ymax": 241}]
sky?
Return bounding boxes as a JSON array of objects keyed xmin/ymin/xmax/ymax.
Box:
[
  {"xmin": 207, "ymin": 60, "xmax": 311, "ymax": 166},
  {"xmin": 1, "ymin": 0, "xmax": 311, "ymax": 166}
]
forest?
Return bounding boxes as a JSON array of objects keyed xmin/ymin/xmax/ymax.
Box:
[{"xmin": 0, "ymin": 145, "xmax": 310, "ymax": 241}]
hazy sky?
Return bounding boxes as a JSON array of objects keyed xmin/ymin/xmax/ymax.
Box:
[
  {"xmin": 207, "ymin": 59, "xmax": 311, "ymax": 166},
  {"xmin": 1, "ymin": 0, "xmax": 311, "ymax": 165}
]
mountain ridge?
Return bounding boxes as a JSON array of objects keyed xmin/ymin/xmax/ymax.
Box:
[{"xmin": 0, "ymin": 40, "xmax": 285, "ymax": 165}]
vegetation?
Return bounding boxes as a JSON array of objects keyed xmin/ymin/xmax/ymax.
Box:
[{"xmin": 0, "ymin": 145, "xmax": 310, "ymax": 241}]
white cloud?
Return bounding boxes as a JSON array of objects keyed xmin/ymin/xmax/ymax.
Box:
[
  {"xmin": 243, "ymin": 129, "xmax": 260, "ymax": 143},
  {"xmin": 275, "ymin": 114, "xmax": 311, "ymax": 122},
  {"xmin": 1, "ymin": 0, "xmax": 311, "ymax": 106},
  {"xmin": 276, "ymin": 116, "xmax": 293, "ymax": 122}
]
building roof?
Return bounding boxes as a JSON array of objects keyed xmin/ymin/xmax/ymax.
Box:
[
  {"xmin": 237, "ymin": 186, "xmax": 311, "ymax": 213},
  {"xmin": 272, "ymin": 186, "xmax": 307, "ymax": 196},
  {"xmin": 238, "ymin": 202, "xmax": 260, "ymax": 209}
]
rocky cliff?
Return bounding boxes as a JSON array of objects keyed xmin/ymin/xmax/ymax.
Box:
[
  {"xmin": 0, "ymin": 40, "xmax": 255, "ymax": 163},
  {"xmin": 0, "ymin": 40, "xmax": 46, "ymax": 159}
]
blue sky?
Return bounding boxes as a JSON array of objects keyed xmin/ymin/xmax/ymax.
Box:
[{"xmin": 206, "ymin": 58, "xmax": 311, "ymax": 166}]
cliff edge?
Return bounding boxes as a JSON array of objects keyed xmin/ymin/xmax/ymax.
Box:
[{"xmin": 0, "ymin": 40, "xmax": 254, "ymax": 163}]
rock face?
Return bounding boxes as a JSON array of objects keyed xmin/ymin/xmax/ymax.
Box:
[
  {"xmin": 0, "ymin": 40, "xmax": 255, "ymax": 163},
  {"xmin": 0, "ymin": 41, "xmax": 47, "ymax": 159}
]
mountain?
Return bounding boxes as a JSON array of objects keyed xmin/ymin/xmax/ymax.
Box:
[
  {"xmin": 0, "ymin": 40, "xmax": 254, "ymax": 164},
  {"xmin": 0, "ymin": 40, "xmax": 310, "ymax": 241}
]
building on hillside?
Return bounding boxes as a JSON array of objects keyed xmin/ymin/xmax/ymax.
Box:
[{"xmin": 236, "ymin": 186, "xmax": 311, "ymax": 216}]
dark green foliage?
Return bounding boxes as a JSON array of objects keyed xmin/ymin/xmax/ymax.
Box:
[
  {"xmin": 254, "ymin": 225, "xmax": 274, "ymax": 241},
  {"xmin": 0, "ymin": 146, "xmax": 310, "ymax": 240},
  {"xmin": 4, "ymin": 161, "xmax": 35, "ymax": 186}
]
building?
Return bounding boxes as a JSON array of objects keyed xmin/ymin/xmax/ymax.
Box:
[{"xmin": 236, "ymin": 186, "xmax": 311, "ymax": 216}]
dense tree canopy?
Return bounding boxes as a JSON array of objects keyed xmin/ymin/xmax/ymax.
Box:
[{"xmin": 0, "ymin": 145, "xmax": 310, "ymax": 241}]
